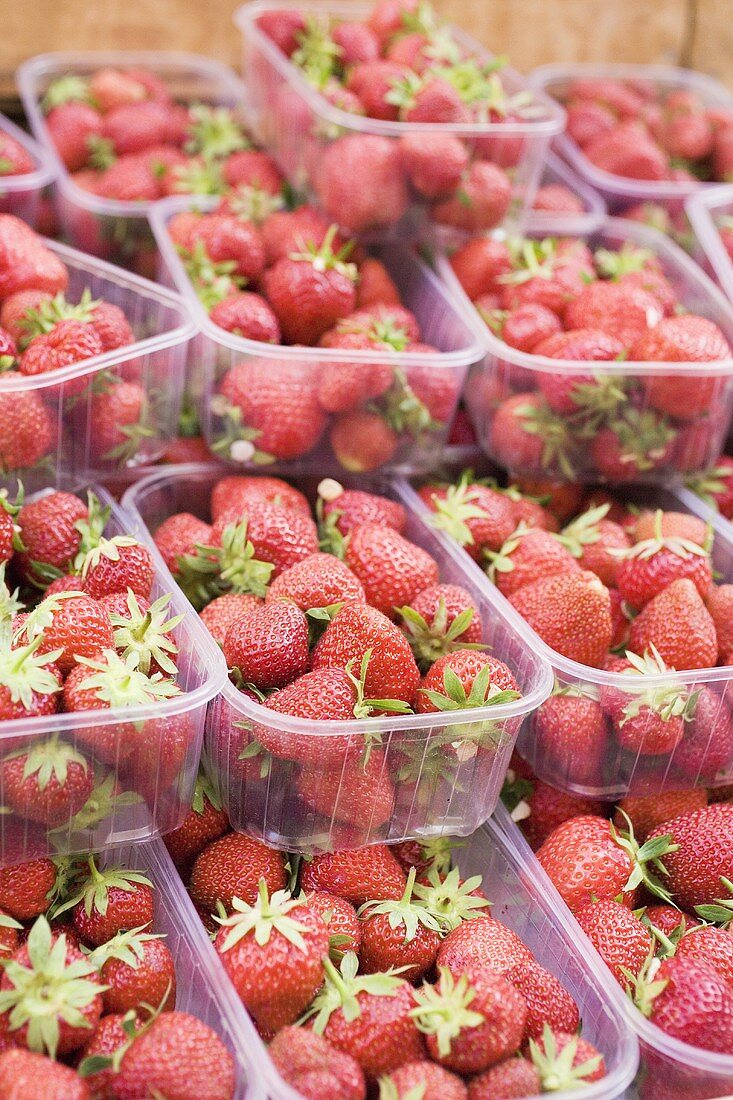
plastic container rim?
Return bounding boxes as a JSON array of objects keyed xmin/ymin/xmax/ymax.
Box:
[{"xmin": 0, "ymin": 111, "xmax": 56, "ymax": 194}]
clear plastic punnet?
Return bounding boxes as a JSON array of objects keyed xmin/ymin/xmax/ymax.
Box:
[
  {"xmin": 687, "ymin": 182, "xmax": 733, "ymax": 304},
  {"xmin": 104, "ymin": 837, "xmax": 264, "ymax": 1099},
  {"xmin": 234, "ymin": 0, "xmax": 565, "ymax": 236},
  {"xmin": 0, "ymin": 237, "xmax": 195, "ymax": 492},
  {"xmin": 403, "ymin": 476, "xmax": 733, "ymax": 801},
  {"xmin": 17, "ymin": 51, "xmax": 251, "ymax": 273},
  {"xmin": 526, "ymin": 150, "xmax": 607, "ymax": 236},
  {"xmin": 529, "ymin": 62, "xmax": 733, "ymax": 217},
  {"xmin": 436, "ymin": 216, "xmax": 733, "ymax": 485},
  {"xmin": 494, "ymin": 801, "xmax": 733, "ymax": 1100},
  {"xmin": 0, "ymin": 486, "xmax": 227, "ymax": 866},
  {"xmin": 121, "ymin": 463, "xmax": 553, "ymax": 853},
  {"xmin": 0, "ymin": 112, "xmax": 56, "ymax": 228},
  {"xmin": 149, "ymin": 193, "xmax": 484, "ymax": 477}
]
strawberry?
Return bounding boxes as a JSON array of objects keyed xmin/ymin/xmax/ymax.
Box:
[
  {"xmin": 221, "ymin": 149, "xmax": 284, "ymax": 193},
  {"xmin": 391, "ymin": 75, "xmax": 469, "ymax": 124},
  {"xmin": 0, "ymin": 917, "xmax": 103, "ymax": 1056},
  {"xmin": 0, "ymin": 859, "xmax": 56, "ymax": 921},
  {"xmin": 416, "ymin": 650, "xmax": 519, "ymax": 714},
  {"xmin": 628, "ymin": 578, "xmax": 718, "ymax": 670},
  {"xmin": 633, "ymin": 510, "xmax": 709, "ymax": 546},
  {"xmin": 0, "ymin": 133, "xmax": 34, "ymax": 177},
  {"xmin": 211, "ymin": 475, "xmax": 311, "ymax": 520},
  {"xmin": 0, "ymin": 628, "xmax": 63, "ymax": 721},
  {"xmin": 209, "ymin": 291, "xmax": 280, "ymax": 342},
  {"xmin": 640, "ymin": 957, "xmax": 733, "ymax": 1054},
  {"xmin": 436, "ymin": 916, "xmax": 532, "ymax": 977},
  {"xmin": 152, "ymin": 512, "xmax": 212, "ymax": 575},
  {"xmin": 614, "ymin": 788, "xmax": 708, "ymax": 844},
  {"xmin": 533, "ymin": 183, "xmax": 585, "ymax": 214},
  {"xmin": 467, "ymin": 1058, "xmax": 541, "ymax": 1099},
  {"xmin": 489, "ymin": 393, "xmax": 575, "ymax": 480},
  {"xmin": 509, "ymin": 571, "xmax": 612, "ymax": 668},
  {"xmin": 98, "ymin": 929, "xmax": 176, "ymax": 1014},
  {"xmin": 163, "ymin": 771, "xmax": 229, "ymax": 874},
  {"xmin": 643, "ymin": 905, "xmax": 700, "ymax": 939},
  {"xmin": 300, "ymin": 845, "xmax": 406, "ymax": 906},
  {"xmin": 223, "ymin": 598, "xmax": 310, "ymax": 690},
  {"xmin": 505, "ymin": 958, "xmax": 580, "ymax": 1041},
  {"xmin": 574, "ymin": 899, "xmax": 652, "ymax": 988},
  {"xmin": 706, "ymin": 583, "xmax": 733, "ymax": 659},
  {"xmin": 95, "ymin": 1010, "xmax": 236, "ymax": 1100},
  {"xmin": 358, "ymin": 868, "xmax": 442, "ymax": 981},
  {"xmin": 413, "ymin": 965, "xmax": 526, "ymax": 1074},
  {"xmin": 381, "ymin": 1060, "xmax": 467, "ymax": 1099},
  {"xmin": 500, "ymin": 302, "xmax": 563, "ymax": 353},
  {"xmin": 564, "ymin": 280, "xmax": 663, "ymax": 349},
  {"xmin": 0, "ymin": 217, "xmax": 68, "ymax": 301},
  {"xmin": 601, "ymin": 649, "xmax": 689, "ymax": 756},
  {"xmin": 433, "ymin": 162, "xmax": 511, "ymax": 232},
  {"xmin": 215, "ymin": 883, "xmax": 328, "ymax": 1032},
  {"xmin": 398, "ymin": 583, "xmax": 483, "ymax": 668},
  {"xmin": 646, "ymin": 802, "xmax": 733, "ymax": 910},
  {"xmin": 46, "ymin": 102, "xmax": 103, "ymax": 170},
  {"xmin": 330, "ymin": 409, "xmax": 399, "ymax": 471},
  {"xmin": 189, "ymin": 831, "xmax": 286, "ymax": 913},
  {"xmin": 356, "ymin": 257, "xmax": 402, "ymax": 309},
  {"xmin": 399, "ymin": 132, "xmax": 468, "ymax": 199},
  {"xmin": 101, "ymin": 100, "xmax": 175, "ymax": 155},
  {"xmin": 14, "ymin": 490, "xmax": 88, "ymax": 585},
  {"xmin": 508, "ymin": 776, "xmax": 607, "ymax": 850},
  {"xmin": 0, "ymin": 381, "xmax": 53, "ymax": 473},
  {"xmin": 266, "ymin": 552, "xmax": 365, "ymax": 609},
  {"xmin": 20, "ymin": 592, "xmax": 114, "ymax": 674},
  {"xmin": 313, "ymin": 602, "xmax": 421, "ymax": 705},
  {"xmin": 532, "ymin": 688, "xmax": 607, "ymax": 788},
  {"xmin": 633, "ymin": 315, "xmax": 732, "ymax": 421},
  {"xmin": 259, "ymin": 205, "xmax": 341, "ymax": 266},
  {"xmin": 19, "ymin": 319, "xmax": 101, "ymax": 388},
  {"xmin": 0, "ymin": 1047, "xmax": 90, "ymax": 1099},
  {"xmin": 584, "ymin": 122, "xmax": 668, "ymax": 180},
  {"xmin": 537, "ymin": 814, "xmax": 674, "ymax": 913},
  {"xmin": 590, "ymin": 409, "xmax": 675, "ymax": 483},
  {"xmin": 449, "ymin": 237, "xmax": 512, "ymax": 302},
  {"xmin": 486, "ymin": 527, "xmax": 580, "ymax": 598},
  {"xmin": 305, "ymin": 892, "xmax": 361, "ymax": 960},
  {"xmin": 56, "ymin": 857, "xmax": 154, "ymax": 946},
  {"xmin": 88, "ymin": 379, "xmax": 149, "ymax": 463},
  {"xmin": 566, "ymin": 99, "xmax": 616, "ymax": 146},
  {"xmin": 215, "ymin": 358, "xmax": 327, "ymax": 462},
  {"xmin": 263, "ymin": 226, "xmax": 357, "ymax": 345},
  {"xmin": 78, "ymin": 536, "xmax": 154, "ymax": 600},
  {"xmin": 344, "ymin": 524, "xmax": 438, "ymax": 619},
  {"xmin": 95, "ymin": 155, "xmax": 161, "ymax": 202},
  {"xmin": 0, "ymin": 735, "xmax": 92, "ymax": 827},
  {"xmin": 211, "ymin": 501, "xmax": 319, "ymax": 578},
  {"xmin": 346, "ymin": 60, "xmax": 407, "ymax": 120},
  {"xmin": 296, "ymin": 748, "xmax": 396, "ymax": 831},
  {"xmin": 268, "ymin": 1026, "xmax": 366, "ymax": 1100},
  {"xmin": 315, "ymin": 339, "xmax": 394, "ymax": 416},
  {"xmin": 316, "ymin": 135, "xmax": 408, "ymax": 234},
  {"xmin": 89, "ymin": 66, "xmax": 148, "ymax": 111},
  {"xmin": 675, "ymin": 924, "xmax": 733, "ymax": 986},
  {"xmin": 305, "ymin": 951, "xmax": 424, "ymax": 1078},
  {"xmin": 424, "ymin": 481, "xmax": 516, "ymax": 560},
  {"xmin": 318, "ymin": 483, "xmax": 406, "ymax": 538}
]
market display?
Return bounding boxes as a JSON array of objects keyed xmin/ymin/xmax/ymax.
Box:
[{"xmin": 2, "ymin": 0, "xmax": 733, "ymax": 1095}]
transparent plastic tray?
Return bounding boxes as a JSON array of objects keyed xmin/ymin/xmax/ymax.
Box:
[
  {"xmin": 436, "ymin": 216, "xmax": 733, "ymax": 484},
  {"xmin": 526, "ymin": 149, "xmax": 607, "ymax": 236},
  {"xmin": 17, "ymin": 51, "xmax": 250, "ymax": 273},
  {"xmin": 686, "ymin": 182, "xmax": 733, "ymax": 304},
  {"xmin": 121, "ymin": 462, "xmax": 553, "ymax": 853},
  {"xmin": 150, "ymin": 194, "xmax": 484, "ymax": 477},
  {"xmin": 0, "ymin": 112, "xmax": 56, "ymax": 228},
  {"xmin": 403, "ymin": 477, "xmax": 733, "ymax": 801},
  {"xmin": 107, "ymin": 837, "xmax": 263, "ymax": 1099},
  {"xmin": 530, "ymin": 62, "xmax": 733, "ymax": 216},
  {"xmin": 0, "ymin": 485, "xmax": 227, "ymax": 865},
  {"xmin": 0, "ymin": 236, "xmax": 195, "ymax": 492},
  {"xmin": 235, "ymin": 0, "xmax": 565, "ymax": 236},
  {"xmin": 494, "ymin": 801, "xmax": 733, "ymax": 1100}
]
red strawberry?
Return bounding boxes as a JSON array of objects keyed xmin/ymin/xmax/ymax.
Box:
[
  {"xmin": 296, "ymin": 749, "xmax": 396, "ymax": 832},
  {"xmin": 330, "ymin": 410, "xmax": 399, "ymax": 471},
  {"xmin": 209, "ymin": 291, "xmax": 280, "ymax": 343},
  {"xmin": 0, "ymin": 382, "xmax": 52, "ymax": 472},
  {"xmin": 0, "ymin": 1047, "xmax": 90, "ymax": 1099},
  {"xmin": 382, "ymin": 1060, "xmax": 467, "ymax": 1099},
  {"xmin": 467, "ymin": 1058, "xmax": 541, "ymax": 1099},
  {"xmin": 89, "ymin": 66, "xmax": 148, "ymax": 111},
  {"xmin": 19, "ymin": 319, "xmax": 101, "ymax": 388},
  {"xmin": 345, "ymin": 60, "xmax": 407, "ymax": 120},
  {"xmin": 398, "ymin": 582, "xmax": 483, "ymax": 669},
  {"xmin": 529, "ymin": 1030, "xmax": 605, "ymax": 1087},
  {"xmin": 355, "ymin": 257, "xmax": 402, "ymax": 309},
  {"xmin": 344, "ymin": 523, "xmax": 438, "ymax": 619},
  {"xmin": 433, "ymin": 161, "xmax": 511, "ymax": 232},
  {"xmin": 313, "ymin": 602, "xmax": 421, "ymax": 705},
  {"xmin": 449, "ymin": 237, "xmax": 512, "ymax": 302},
  {"xmin": 268, "ymin": 1026, "xmax": 365, "ymax": 1100},
  {"xmin": 424, "ymin": 481, "xmax": 516, "ymax": 560},
  {"xmin": 675, "ymin": 924, "xmax": 733, "ymax": 986},
  {"xmin": 590, "ymin": 409, "xmax": 675, "ymax": 483},
  {"xmin": 629, "ymin": 578, "xmax": 718, "ymax": 670},
  {"xmin": 316, "ymin": 135, "xmax": 408, "ymax": 234},
  {"xmin": 584, "ymin": 122, "xmax": 668, "ymax": 179},
  {"xmin": 211, "ymin": 474, "xmax": 310, "ymax": 520},
  {"xmin": 509, "ymin": 571, "xmax": 612, "ymax": 667},
  {"xmin": 600, "ymin": 650, "xmax": 688, "ymax": 756},
  {"xmin": 564, "ymin": 280, "xmax": 663, "ymax": 349},
  {"xmin": 633, "ymin": 315, "xmax": 732, "ymax": 421},
  {"xmin": 88, "ymin": 379, "xmax": 149, "ymax": 463},
  {"xmin": 223, "ymin": 598, "xmax": 309, "ymax": 690},
  {"xmin": 300, "ymin": 845, "xmax": 406, "ymax": 906},
  {"xmin": 305, "ymin": 892, "xmax": 361, "ymax": 960},
  {"xmin": 163, "ymin": 771, "xmax": 229, "ymax": 873},
  {"xmin": 647, "ymin": 802, "xmax": 733, "ymax": 910},
  {"xmin": 532, "ymin": 689, "xmax": 607, "ymax": 788},
  {"xmin": 257, "ymin": 8, "xmax": 307, "ymax": 53},
  {"xmin": 392, "ymin": 75, "xmax": 469, "ymax": 124},
  {"xmin": 574, "ymin": 899, "xmax": 652, "ymax": 988},
  {"xmin": 487, "ymin": 527, "xmax": 580, "ymax": 598},
  {"xmin": 417, "ymin": 650, "xmax": 519, "ymax": 714},
  {"xmin": 46, "ymin": 102, "xmax": 103, "ymax": 170},
  {"xmin": 153, "ymin": 512, "xmax": 212, "ymax": 574},
  {"xmin": 101, "ymin": 100, "xmax": 175, "ymax": 155},
  {"xmin": 0, "ymin": 735, "xmax": 93, "ymax": 827},
  {"xmin": 266, "ymin": 552, "xmax": 365, "ymax": 609},
  {"xmin": 643, "ymin": 904, "xmax": 700, "ymax": 939},
  {"xmin": 500, "ymin": 302, "xmax": 563, "ymax": 353},
  {"xmin": 0, "ymin": 218, "xmax": 68, "ymax": 301},
  {"xmin": 62, "ymin": 858, "xmax": 154, "ymax": 946},
  {"xmin": 614, "ymin": 788, "xmax": 708, "ymax": 843},
  {"xmin": 510, "ymin": 776, "xmax": 607, "ymax": 851},
  {"xmin": 189, "ymin": 832, "xmax": 286, "ymax": 914},
  {"xmin": 95, "ymin": 155, "xmax": 161, "ymax": 202},
  {"xmin": 505, "ymin": 958, "xmax": 580, "ymax": 1040},
  {"xmin": 642, "ymin": 957, "xmax": 733, "ymax": 1054},
  {"xmin": 221, "ymin": 148, "xmax": 284, "ymax": 193},
  {"xmin": 0, "ymin": 859, "xmax": 56, "ymax": 921},
  {"xmin": 489, "ymin": 393, "xmax": 575, "ymax": 479},
  {"xmin": 100, "ymin": 931, "xmax": 176, "ymax": 1014},
  {"xmin": 186, "ymin": 213, "xmax": 266, "ymax": 284},
  {"xmin": 259, "ymin": 205, "xmax": 342, "ymax": 266},
  {"xmin": 358, "ymin": 867, "xmax": 442, "ymax": 981},
  {"xmin": 198, "ymin": 594, "xmax": 260, "ymax": 647},
  {"xmin": 533, "ymin": 183, "xmax": 585, "ymax": 213},
  {"xmin": 318, "ymin": 483, "xmax": 406, "ymax": 538},
  {"xmin": 566, "ymin": 99, "xmax": 616, "ymax": 146},
  {"xmin": 20, "ymin": 591, "xmax": 114, "ymax": 673},
  {"xmin": 315, "ymin": 335, "xmax": 395, "ymax": 416},
  {"xmin": 436, "ymin": 916, "xmax": 532, "ymax": 977},
  {"xmin": 399, "ymin": 132, "xmax": 469, "ymax": 198},
  {"xmin": 79, "ymin": 536, "xmax": 154, "ymax": 600},
  {"xmin": 211, "ymin": 501, "xmax": 318, "ymax": 579}
]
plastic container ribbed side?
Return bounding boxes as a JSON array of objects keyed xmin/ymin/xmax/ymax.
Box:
[
  {"xmin": 525, "ymin": 149, "xmax": 607, "ymax": 235},
  {"xmin": 494, "ymin": 801, "xmax": 733, "ymax": 1100},
  {"xmin": 401, "ymin": 476, "xmax": 733, "ymax": 800},
  {"xmin": 0, "ymin": 112, "xmax": 56, "ymax": 227},
  {"xmin": 121, "ymin": 462, "xmax": 553, "ymax": 853},
  {"xmin": 17, "ymin": 51, "xmax": 250, "ymax": 273},
  {"xmin": 436, "ymin": 216, "xmax": 733, "ymax": 484},
  {"xmin": 235, "ymin": 0, "xmax": 565, "ymax": 237},
  {"xmin": 687, "ymin": 183, "xmax": 733, "ymax": 303},
  {"xmin": 149, "ymin": 194, "xmax": 484, "ymax": 476},
  {"xmin": 105, "ymin": 837, "xmax": 264, "ymax": 1100},
  {"xmin": 529, "ymin": 62, "xmax": 733, "ymax": 216},
  {"xmin": 0, "ymin": 486, "xmax": 227, "ymax": 865},
  {"xmin": 0, "ymin": 237, "xmax": 195, "ymax": 492}
]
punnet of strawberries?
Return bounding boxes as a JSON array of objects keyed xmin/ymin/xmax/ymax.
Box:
[
  {"xmin": 0, "ymin": 486, "xmax": 203, "ymax": 857},
  {"xmin": 449, "ymin": 229, "xmax": 733, "ymax": 483},
  {"xmin": 0, "ymin": 848, "xmax": 236, "ymax": 1099},
  {"xmin": 165, "ymin": 194, "xmax": 470, "ymax": 472},
  {"xmin": 166, "ymin": 786, "xmax": 611, "ymax": 1099},
  {"xmin": 247, "ymin": 0, "xmax": 562, "ymax": 234},
  {"xmin": 418, "ymin": 470, "xmax": 733, "ymax": 795}
]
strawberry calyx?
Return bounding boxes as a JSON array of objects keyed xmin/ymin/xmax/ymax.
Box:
[
  {"xmin": 288, "ymin": 224, "xmax": 358, "ymax": 282},
  {"xmin": 225, "ymin": 183, "xmax": 285, "ymax": 225},
  {"xmin": 385, "ymin": 71, "xmax": 427, "ymax": 114},
  {"xmin": 398, "ymin": 597, "xmax": 484, "ymax": 669},
  {"xmin": 110, "ymin": 589, "xmax": 183, "ymax": 676},
  {"xmin": 611, "ymin": 509, "xmax": 711, "ymax": 562},
  {"xmin": 102, "ymin": 411, "xmax": 157, "ymax": 466},
  {"xmin": 184, "ymin": 104, "xmax": 250, "ymax": 160},
  {"xmin": 411, "ymin": 966, "xmax": 485, "ymax": 1056},
  {"xmin": 78, "ymin": 535, "xmax": 140, "ymax": 580},
  {"xmin": 5, "ymin": 733, "xmax": 88, "ymax": 793},
  {"xmin": 623, "ymin": 948, "xmax": 669, "ymax": 1017},
  {"xmin": 207, "ymin": 519, "xmax": 274, "ymax": 598},
  {"xmin": 79, "ymin": 989, "xmax": 171, "ymax": 1078},
  {"xmin": 86, "ymin": 134, "xmax": 117, "ymax": 171},
  {"xmin": 69, "ymin": 491, "xmax": 111, "ymax": 570},
  {"xmin": 0, "ymin": 915, "xmax": 105, "ymax": 1059},
  {"xmin": 684, "ymin": 465, "xmax": 733, "ymax": 506},
  {"xmin": 0, "ymin": 487, "xmax": 24, "ymax": 549},
  {"xmin": 357, "ymin": 867, "xmax": 442, "ymax": 943},
  {"xmin": 610, "ymin": 809, "xmax": 679, "ymax": 904},
  {"xmin": 602, "ymin": 408, "xmax": 675, "ymax": 472},
  {"xmin": 303, "ymin": 950, "xmax": 407, "ymax": 1033},
  {"xmin": 305, "ymin": 602, "xmax": 344, "ymax": 645},
  {"xmin": 209, "ymin": 396, "xmax": 277, "ymax": 467},
  {"xmin": 555, "ymin": 502, "xmax": 611, "ymax": 557},
  {"xmin": 0, "ymin": 625, "xmax": 62, "ymax": 709},
  {"xmin": 18, "ymin": 289, "xmax": 100, "ymax": 349},
  {"xmin": 418, "ymin": 661, "xmax": 521, "ymax": 713},
  {"xmin": 695, "ymin": 877, "xmax": 733, "ymax": 926},
  {"xmin": 49, "ymin": 772, "xmax": 142, "ymax": 839},
  {"xmin": 292, "ymin": 15, "xmax": 341, "ymax": 87},
  {"xmin": 412, "ymin": 865, "xmax": 490, "ymax": 931},
  {"xmin": 510, "ymin": 400, "xmax": 576, "ymax": 479},
  {"xmin": 565, "ymin": 374, "xmax": 628, "ymax": 428},
  {"xmin": 499, "ymin": 237, "xmax": 558, "ymax": 286},
  {"xmin": 235, "ymin": 736, "xmax": 273, "ymax": 779},
  {"xmin": 617, "ymin": 646, "xmax": 694, "ymax": 724},
  {"xmin": 215, "ymin": 879, "xmax": 311, "ymax": 952},
  {"xmin": 41, "ymin": 74, "xmax": 92, "ymax": 112},
  {"xmin": 83, "ymin": 924, "xmax": 163, "ymax": 970},
  {"xmin": 191, "ymin": 768, "xmax": 223, "ymax": 815},
  {"xmin": 0, "ymin": 563, "xmax": 23, "ymax": 622},
  {"xmin": 70, "ymin": 650, "xmax": 181, "ymax": 708},
  {"xmin": 595, "ymin": 243, "xmax": 655, "ymax": 279},
  {"xmin": 182, "ymin": 239, "xmax": 245, "ymax": 310},
  {"xmin": 315, "ymin": 483, "xmax": 347, "ymax": 559},
  {"xmin": 51, "ymin": 855, "xmax": 153, "ymax": 922},
  {"xmin": 20, "ymin": 589, "xmax": 82, "ymax": 642},
  {"xmin": 427, "ymin": 482, "xmax": 490, "ymax": 548},
  {"xmin": 170, "ymin": 157, "xmax": 225, "ymax": 197},
  {"xmin": 395, "ymin": 738, "xmax": 467, "ymax": 787},
  {"xmin": 528, "ymin": 1024, "xmax": 604, "ymax": 1090},
  {"xmin": 401, "ymin": 0, "xmax": 440, "ymax": 37},
  {"xmin": 405, "ymin": 838, "xmax": 458, "ymax": 880}
]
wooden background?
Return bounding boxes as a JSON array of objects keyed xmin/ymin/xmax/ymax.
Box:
[{"xmin": 1, "ymin": 0, "xmax": 731, "ymax": 104}]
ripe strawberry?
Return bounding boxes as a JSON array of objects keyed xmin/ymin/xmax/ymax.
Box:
[
  {"xmin": 355, "ymin": 257, "xmax": 402, "ymax": 308},
  {"xmin": 509, "ymin": 571, "xmax": 612, "ymax": 667},
  {"xmin": 600, "ymin": 649, "xmax": 689, "ymax": 756},
  {"xmin": 489, "ymin": 393, "xmax": 575, "ymax": 479},
  {"xmin": 346, "ymin": 60, "xmax": 407, "ymax": 121},
  {"xmin": 381, "ymin": 1060, "xmax": 467, "ymax": 1099},
  {"xmin": 330, "ymin": 409, "xmax": 399, "ymax": 471},
  {"xmin": 449, "ymin": 237, "xmax": 512, "ymax": 302},
  {"xmin": 18, "ymin": 320, "xmax": 101, "ymax": 392},
  {"xmin": 436, "ymin": 916, "xmax": 532, "ymax": 977},
  {"xmin": 584, "ymin": 122, "xmax": 668, "ymax": 179},
  {"xmin": 95, "ymin": 155, "xmax": 161, "ymax": 202},
  {"xmin": 628, "ymin": 578, "xmax": 717, "ymax": 670},
  {"xmin": 467, "ymin": 1057, "xmax": 540, "ymax": 1099},
  {"xmin": 486, "ymin": 527, "xmax": 580, "ymax": 598},
  {"xmin": 564, "ymin": 280, "xmax": 663, "ymax": 349},
  {"xmin": 89, "ymin": 66, "xmax": 148, "ymax": 111},
  {"xmin": 211, "ymin": 475, "xmax": 310, "ymax": 520},
  {"xmin": 152, "ymin": 512, "xmax": 212, "ymax": 575},
  {"xmin": 535, "ymin": 330, "xmax": 627, "ymax": 416},
  {"xmin": 0, "ymin": 859, "xmax": 55, "ymax": 921},
  {"xmin": 500, "ymin": 302, "xmax": 563, "ymax": 353},
  {"xmin": 305, "ymin": 892, "xmax": 361, "ymax": 961},
  {"xmin": 163, "ymin": 771, "xmax": 229, "ymax": 873},
  {"xmin": 99, "ymin": 930, "xmax": 176, "ymax": 1014},
  {"xmin": 0, "ymin": 736, "xmax": 92, "ymax": 827},
  {"xmin": 642, "ymin": 957, "xmax": 733, "ymax": 1054},
  {"xmin": 189, "ymin": 831, "xmax": 286, "ymax": 914},
  {"xmin": 198, "ymin": 593, "xmax": 261, "ymax": 647},
  {"xmin": 566, "ymin": 99, "xmax": 617, "ymax": 146},
  {"xmin": 675, "ymin": 924, "xmax": 733, "ymax": 986},
  {"xmin": 215, "ymin": 358, "xmax": 327, "ymax": 462},
  {"xmin": 634, "ymin": 315, "xmax": 732, "ymax": 421},
  {"xmin": 101, "ymin": 100, "xmax": 175, "ymax": 155},
  {"xmin": 296, "ymin": 748, "xmax": 396, "ymax": 831},
  {"xmin": 268, "ymin": 1026, "xmax": 366, "ymax": 1100},
  {"xmin": 633, "ymin": 510, "xmax": 709, "ymax": 546},
  {"xmin": 399, "ymin": 132, "xmax": 468, "ymax": 199},
  {"xmin": 574, "ymin": 899, "xmax": 652, "ymax": 988},
  {"xmin": 647, "ymin": 801, "xmax": 733, "ymax": 910},
  {"xmin": 20, "ymin": 592, "xmax": 114, "ymax": 673},
  {"xmin": 413, "ymin": 965, "xmax": 526, "ymax": 1074},
  {"xmin": 223, "ymin": 598, "xmax": 309, "ymax": 690},
  {"xmin": 344, "ymin": 524, "xmax": 438, "ymax": 619},
  {"xmin": 0, "ymin": 217, "xmax": 68, "ymax": 301},
  {"xmin": 505, "ymin": 958, "xmax": 580, "ymax": 1040},
  {"xmin": 643, "ymin": 904, "xmax": 700, "ymax": 938},
  {"xmin": 101, "ymin": 1010, "xmax": 236, "ymax": 1100},
  {"xmin": 417, "ymin": 650, "xmax": 519, "ymax": 714},
  {"xmin": 509, "ymin": 776, "xmax": 606, "ymax": 850},
  {"xmin": 0, "ymin": 1047, "xmax": 90, "ymax": 1099},
  {"xmin": 313, "ymin": 602, "xmax": 421, "ymax": 705},
  {"xmin": 209, "ymin": 291, "xmax": 280, "ymax": 343},
  {"xmin": 0, "ymin": 379, "xmax": 53, "ymax": 472},
  {"xmin": 425, "ymin": 481, "xmax": 516, "ymax": 560},
  {"xmin": 532, "ymin": 689, "xmax": 607, "ymax": 788},
  {"xmin": 318, "ymin": 483, "xmax": 406, "ymax": 538},
  {"xmin": 300, "ymin": 845, "xmax": 406, "ymax": 906},
  {"xmin": 358, "ymin": 868, "xmax": 442, "ymax": 982},
  {"xmin": 398, "ymin": 583, "xmax": 483, "ymax": 668},
  {"xmin": 45, "ymin": 102, "xmax": 103, "ymax": 170},
  {"xmin": 88, "ymin": 379, "xmax": 148, "ymax": 462},
  {"xmin": 316, "ymin": 134, "xmax": 408, "ymax": 234},
  {"xmin": 15, "ymin": 490, "xmax": 87, "ymax": 585},
  {"xmin": 433, "ymin": 161, "xmax": 511, "ymax": 232},
  {"xmin": 221, "ymin": 148, "xmax": 283, "ymax": 193},
  {"xmin": 215, "ymin": 884, "xmax": 328, "ymax": 1032},
  {"xmin": 529, "ymin": 1030, "xmax": 605, "ymax": 1087},
  {"xmin": 266, "ymin": 552, "xmax": 365, "ymax": 609},
  {"xmin": 614, "ymin": 788, "xmax": 708, "ymax": 844},
  {"xmin": 186, "ymin": 213, "xmax": 266, "ymax": 284},
  {"xmin": 59, "ymin": 857, "xmax": 154, "ymax": 946},
  {"xmin": 590, "ymin": 409, "xmax": 675, "ymax": 483},
  {"xmin": 533, "ymin": 183, "xmax": 585, "ymax": 213},
  {"xmin": 79, "ymin": 536, "xmax": 154, "ymax": 600},
  {"xmin": 212, "ymin": 502, "xmax": 319, "ymax": 578}
]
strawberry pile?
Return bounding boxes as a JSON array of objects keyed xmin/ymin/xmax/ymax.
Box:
[
  {"xmin": 420, "ymin": 473, "xmax": 733, "ymax": 787},
  {"xmin": 152, "ymin": 473, "xmax": 524, "ymax": 845},
  {"xmin": 169, "ymin": 197, "xmax": 458, "ymax": 471},
  {"xmin": 561, "ymin": 76, "xmax": 733, "ymax": 184},
  {"xmin": 0, "ymin": 850, "xmax": 235, "ymax": 1098},
  {"xmin": 0, "ymin": 488, "xmax": 195, "ymax": 849},
  {"xmin": 255, "ymin": 0, "xmax": 553, "ymax": 233},
  {"xmin": 0, "ymin": 128, "xmax": 36, "ymax": 179},
  {"xmin": 449, "ymin": 232, "xmax": 733, "ymax": 481},
  {"xmin": 506, "ymin": 763, "xmax": 733, "ymax": 1072},
  {"xmin": 167, "ymin": 794, "xmax": 607, "ymax": 1098},
  {"xmin": 0, "ymin": 215, "xmax": 155, "ymax": 475},
  {"xmin": 40, "ymin": 63, "xmax": 283, "ymax": 208}
]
